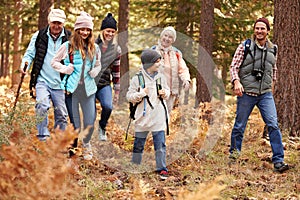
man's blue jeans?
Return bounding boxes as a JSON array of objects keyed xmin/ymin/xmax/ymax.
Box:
[
  {"xmin": 95, "ymin": 85, "xmax": 113, "ymax": 130},
  {"xmin": 132, "ymin": 130, "xmax": 168, "ymax": 172},
  {"xmin": 35, "ymin": 81, "xmax": 68, "ymax": 139},
  {"xmin": 229, "ymin": 92, "xmax": 284, "ymax": 163}
]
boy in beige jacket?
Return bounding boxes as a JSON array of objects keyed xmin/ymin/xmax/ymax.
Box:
[{"xmin": 126, "ymin": 49, "xmax": 170, "ymax": 180}]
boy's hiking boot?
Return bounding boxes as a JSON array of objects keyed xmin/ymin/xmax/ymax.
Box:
[
  {"xmin": 159, "ymin": 170, "xmax": 168, "ymax": 180},
  {"xmin": 98, "ymin": 128, "xmax": 107, "ymax": 141},
  {"xmin": 228, "ymin": 151, "xmax": 240, "ymax": 163},
  {"xmin": 274, "ymin": 162, "xmax": 289, "ymax": 173}
]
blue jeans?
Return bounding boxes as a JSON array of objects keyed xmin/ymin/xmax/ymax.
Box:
[
  {"xmin": 65, "ymin": 93, "xmax": 74, "ymax": 126},
  {"xmin": 35, "ymin": 81, "xmax": 68, "ymax": 138},
  {"xmin": 132, "ymin": 130, "xmax": 168, "ymax": 172},
  {"xmin": 71, "ymin": 87, "xmax": 96, "ymax": 144},
  {"xmin": 229, "ymin": 92, "xmax": 284, "ymax": 163},
  {"xmin": 95, "ymin": 85, "xmax": 113, "ymax": 130}
]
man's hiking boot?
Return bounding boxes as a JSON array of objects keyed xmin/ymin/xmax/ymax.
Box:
[
  {"xmin": 98, "ymin": 128, "xmax": 107, "ymax": 141},
  {"xmin": 159, "ymin": 170, "xmax": 168, "ymax": 180},
  {"xmin": 274, "ymin": 162, "xmax": 289, "ymax": 173}
]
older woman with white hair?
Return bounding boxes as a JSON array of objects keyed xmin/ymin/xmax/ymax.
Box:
[{"xmin": 152, "ymin": 26, "xmax": 191, "ymax": 113}]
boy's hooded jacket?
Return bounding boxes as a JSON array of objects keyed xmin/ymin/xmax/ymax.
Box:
[{"xmin": 126, "ymin": 68, "xmax": 170, "ymax": 132}]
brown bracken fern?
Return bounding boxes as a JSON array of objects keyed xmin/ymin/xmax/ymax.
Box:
[{"xmin": 0, "ymin": 127, "xmax": 81, "ymax": 200}]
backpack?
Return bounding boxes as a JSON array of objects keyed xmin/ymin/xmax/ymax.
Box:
[
  {"xmin": 241, "ymin": 38, "xmax": 277, "ymax": 65},
  {"xmin": 63, "ymin": 43, "xmax": 73, "ymax": 94},
  {"xmin": 129, "ymin": 71, "xmax": 153, "ymax": 120},
  {"xmin": 151, "ymin": 45, "xmax": 182, "ymax": 63},
  {"xmin": 125, "ymin": 71, "xmax": 169, "ymax": 140}
]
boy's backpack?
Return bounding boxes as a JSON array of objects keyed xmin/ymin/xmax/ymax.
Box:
[
  {"xmin": 129, "ymin": 71, "xmax": 153, "ymax": 120},
  {"xmin": 125, "ymin": 71, "xmax": 169, "ymax": 140}
]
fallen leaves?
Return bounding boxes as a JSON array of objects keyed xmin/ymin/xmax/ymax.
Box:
[{"xmin": 0, "ymin": 77, "xmax": 299, "ymax": 199}]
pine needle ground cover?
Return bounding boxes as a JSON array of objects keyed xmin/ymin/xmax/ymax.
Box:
[{"xmin": 0, "ymin": 77, "xmax": 299, "ymax": 199}]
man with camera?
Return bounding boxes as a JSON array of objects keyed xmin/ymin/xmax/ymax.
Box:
[{"xmin": 229, "ymin": 17, "xmax": 289, "ymax": 173}]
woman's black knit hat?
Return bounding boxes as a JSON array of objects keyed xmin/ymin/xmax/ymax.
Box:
[{"xmin": 101, "ymin": 13, "xmax": 117, "ymax": 30}]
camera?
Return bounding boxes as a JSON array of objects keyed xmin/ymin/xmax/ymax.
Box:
[{"xmin": 252, "ymin": 69, "xmax": 264, "ymax": 81}]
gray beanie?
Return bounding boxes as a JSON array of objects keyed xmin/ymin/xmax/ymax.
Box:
[{"xmin": 141, "ymin": 49, "xmax": 161, "ymax": 69}]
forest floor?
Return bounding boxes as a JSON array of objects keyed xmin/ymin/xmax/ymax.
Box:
[{"xmin": 0, "ymin": 76, "xmax": 299, "ymax": 200}]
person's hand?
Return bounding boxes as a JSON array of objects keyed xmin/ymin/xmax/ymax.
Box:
[
  {"xmin": 19, "ymin": 68, "xmax": 26, "ymax": 75},
  {"xmin": 183, "ymin": 80, "xmax": 190, "ymax": 91},
  {"xmin": 30, "ymin": 88, "xmax": 36, "ymax": 98},
  {"xmin": 65, "ymin": 64, "xmax": 74, "ymax": 75},
  {"xmin": 142, "ymin": 87, "xmax": 149, "ymax": 96},
  {"xmin": 89, "ymin": 66, "xmax": 101, "ymax": 78},
  {"xmin": 233, "ymin": 79, "xmax": 244, "ymax": 96},
  {"xmin": 19, "ymin": 62, "xmax": 29, "ymax": 75},
  {"xmin": 158, "ymin": 89, "xmax": 167, "ymax": 99}
]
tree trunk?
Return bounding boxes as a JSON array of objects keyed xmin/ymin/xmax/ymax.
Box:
[
  {"xmin": 176, "ymin": 0, "xmax": 195, "ymax": 105},
  {"xmin": 273, "ymin": 0, "xmax": 300, "ymax": 136},
  {"xmin": 38, "ymin": 0, "xmax": 53, "ymax": 30},
  {"xmin": 118, "ymin": 0, "xmax": 130, "ymax": 105},
  {"xmin": 12, "ymin": 0, "xmax": 22, "ymax": 87},
  {"xmin": 195, "ymin": 0, "xmax": 214, "ymax": 107},
  {"xmin": 0, "ymin": 12, "xmax": 4, "ymax": 77},
  {"xmin": 4, "ymin": 15, "xmax": 10, "ymax": 77}
]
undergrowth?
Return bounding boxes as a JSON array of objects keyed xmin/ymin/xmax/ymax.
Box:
[{"xmin": 0, "ymin": 78, "xmax": 299, "ymax": 199}]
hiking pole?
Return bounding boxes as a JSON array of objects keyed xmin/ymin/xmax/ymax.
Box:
[
  {"xmin": 125, "ymin": 118, "xmax": 132, "ymax": 140},
  {"xmin": 11, "ymin": 62, "xmax": 28, "ymax": 123},
  {"xmin": 156, "ymin": 78, "xmax": 169, "ymax": 136}
]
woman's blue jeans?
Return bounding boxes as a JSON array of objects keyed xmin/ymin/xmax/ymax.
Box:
[
  {"xmin": 70, "ymin": 87, "xmax": 96, "ymax": 144},
  {"xmin": 229, "ymin": 92, "xmax": 284, "ymax": 163},
  {"xmin": 95, "ymin": 85, "xmax": 113, "ymax": 130},
  {"xmin": 132, "ymin": 130, "xmax": 168, "ymax": 172}
]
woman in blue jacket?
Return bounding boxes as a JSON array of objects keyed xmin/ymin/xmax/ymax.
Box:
[{"xmin": 51, "ymin": 11, "xmax": 101, "ymax": 160}]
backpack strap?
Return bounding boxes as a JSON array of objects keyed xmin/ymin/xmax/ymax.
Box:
[
  {"xmin": 137, "ymin": 71, "xmax": 145, "ymax": 88},
  {"xmin": 243, "ymin": 39, "xmax": 252, "ymax": 62},
  {"xmin": 273, "ymin": 44, "xmax": 277, "ymax": 57},
  {"xmin": 64, "ymin": 43, "xmax": 73, "ymax": 93},
  {"xmin": 129, "ymin": 72, "xmax": 153, "ymax": 120},
  {"xmin": 136, "ymin": 72, "xmax": 153, "ymax": 115}
]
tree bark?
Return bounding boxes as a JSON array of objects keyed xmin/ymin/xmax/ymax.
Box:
[
  {"xmin": 38, "ymin": 0, "xmax": 53, "ymax": 30},
  {"xmin": 4, "ymin": 15, "xmax": 10, "ymax": 77},
  {"xmin": 0, "ymin": 11, "xmax": 4, "ymax": 77},
  {"xmin": 118, "ymin": 0, "xmax": 130, "ymax": 105},
  {"xmin": 195, "ymin": 0, "xmax": 214, "ymax": 107},
  {"xmin": 273, "ymin": 0, "xmax": 300, "ymax": 136},
  {"xmin": 12, "ymin": 0, "xmax": 22, "ymax": 86},
  {"xmin": 176, "ymin": 0, "xmax": 195, "ymax": 105}
]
